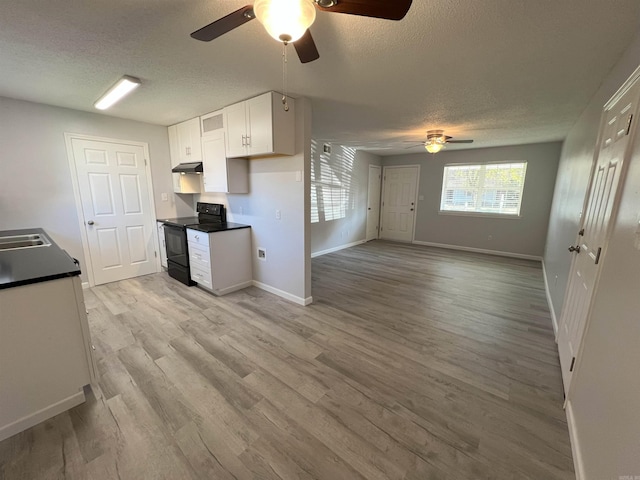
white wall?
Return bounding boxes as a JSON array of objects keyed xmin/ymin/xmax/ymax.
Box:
[
  {"xmin": 383, "ymin": 142, "xmax": 561, "ymax": 257},
  {"xmin": 310, "ymin": 146, "xmax": 382, "ymax": 256},
  {"xmin": 543, "ymin": 32, "xmax": 640, "ymax": 479},
  {"xmin": 198, "ymin": 98, "xmax": 312, "ymax": 304},
  {"xmin": 0, "ymin": 96, "xmax": 193, "ymax": 280}
]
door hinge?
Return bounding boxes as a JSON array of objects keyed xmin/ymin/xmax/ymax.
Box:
[
  {"xmin": 569, "ymin": 356, "xmax": 576, "ymax": 372},
  {"xmin": 626, "ymin": 113, "xmax": 634, "ymax": 135},
  {"xmin": 154, "ymin": 251, "xmax": 157, "ymax": 258},
  {"xmin": 594, "ymin": 246, "xmax": 602, "ymax": 264},
  {"xmin": 145, "ymin": 159, "xmax": 148, "ymax": 166},
  {"xmin": 578, "ymin": 228, "xmax": 584, "ymax": 236}
]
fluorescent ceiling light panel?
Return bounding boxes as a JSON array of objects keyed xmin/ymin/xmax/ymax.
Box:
[{"xmin": 94, "ymin": 75, "xmax": 141, "ymax": 110}]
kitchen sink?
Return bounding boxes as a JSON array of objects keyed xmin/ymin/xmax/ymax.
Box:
[{"xmin": 0, "ymin": 233, "xmax": 51, "ymax": 251}]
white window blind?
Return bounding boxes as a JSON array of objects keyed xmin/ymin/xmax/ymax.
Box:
[
  {"xmin": 310, "ymin": 142, "xmax": 355, "ymax": 223},
  {"xmin": 440, "ymin": 162, "xmax": 527, "ymax": 215}
]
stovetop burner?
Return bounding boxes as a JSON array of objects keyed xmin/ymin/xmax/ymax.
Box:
[
  {"xmin": 161, "ymin": 216, "xmax": 201, "ymax": 227},
  {"xmin": 161, "ymin": 202, "xmax": 227, "ymax": 228}
]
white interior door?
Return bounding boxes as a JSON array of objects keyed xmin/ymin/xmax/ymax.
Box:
[
  {"xmin": 366, "ymin": 165, "xmax": 382, "ymax": 241},
  {"xmin": 70, "ymin": 137, "xmax": 158, "ymax": 286},
  {"xmin": 380, "ymin": 166, "xmax": 419, "ymax": 242},
  {"xmin": 557, "ymin": 76, "xmax": 640, "ymax": 396}
]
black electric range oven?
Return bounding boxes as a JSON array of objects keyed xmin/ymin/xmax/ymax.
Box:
[{"xmin": 161, "ymin": 202, "xmax": 226, "ymax": 286}]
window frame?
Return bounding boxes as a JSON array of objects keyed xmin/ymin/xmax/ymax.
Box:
[{"xmin": 439, "ymin": 161, "xmax": 528, "ymax": 218}]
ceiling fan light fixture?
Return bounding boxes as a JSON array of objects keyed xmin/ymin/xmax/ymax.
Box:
[
  {"xmin": 425, "ymin": 141, "xmax": 444, "ymax": 154},
  {"xmin": 254, "ymin": 0, "xmax": 317, "ymax": 43}
]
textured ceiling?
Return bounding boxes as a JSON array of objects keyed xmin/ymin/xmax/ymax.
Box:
[{"xmin": 1, "ymin": 1, "xmax": 639, "ymax": 155}]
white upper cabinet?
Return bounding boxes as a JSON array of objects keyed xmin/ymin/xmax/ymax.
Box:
[
  {"xmin": 225, "ymin": 101, "xmax": 249, "ymax": 158},
  {"xmin": 202, "ymin": 131, "xmax": 248, "ymax": 194},
  {"xmin": 201, "ymin": 110, "xmax": 248, "ymax": 194},
  {"xmin": 168, "ymin": 118, "xmax": 202, "ymax": 194},
  {"xmin": 224, "ymin": 92, "xmax": 295, "ymax": 158},
  {"xmin": 176, "ymin": 117, "xmax": 202, "ymax": 162}
]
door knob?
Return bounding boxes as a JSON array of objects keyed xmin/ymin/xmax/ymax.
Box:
[
  {"xmin": 568, "ymin": 245, "xmax": 581, "ymax": 253},
  {"xmin": 410, "ymin": 208, "xmax": 415, "ymax": 211},
  {"xmin": 368, "ymin": 207, "xmax": 371, "ymax": 210},
  {"xmin": 87, "ymin": 220, "xmax": 95, "ymax": 226}
]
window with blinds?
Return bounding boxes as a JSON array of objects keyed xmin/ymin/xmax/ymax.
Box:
[
  {"xmin": 440, "ymin": 162, "xmax": 527, "ymax": 216},
  {"xmin": 310, "ymin": 142, "xmax": 356, "ymax": 223}
]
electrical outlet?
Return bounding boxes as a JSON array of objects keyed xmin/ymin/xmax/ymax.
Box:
[
  {"xmin": 161, "ymin": 193, "xmax": 168, "ymax": 202},
  {"xmin": 554, "ymin": 275, "xmax": 558, "ymax": 286},
  {"xmin": 488, "ymin": 235, "xmax": 493, "ymax": 241},
  {"xmin": 276, "ymin": 209, "xmax": 281, "ymax": 220},
  {"xmin": 239, "ymin": 206, "xmax": 243, "ymax": 215},
  {"xmin": 257, "ymin": 248, "xmax": 267, "ymax": 261}
]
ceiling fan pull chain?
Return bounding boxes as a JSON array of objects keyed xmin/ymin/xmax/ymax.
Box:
[{"xmin": 282, "ymin": 42, "xmax": 289, "ymax": 112}]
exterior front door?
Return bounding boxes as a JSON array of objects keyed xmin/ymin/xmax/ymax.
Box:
[
  {"xmin": 380, "ymin": 166, "xmax": 419, "ymax": 242},
  {"xmin": 557, "ymin": 75, "xmax": 640, "ymax": 396},
  {"xmin": 68, "ymin": 136, "xmax": 158, "ymax": 286}
]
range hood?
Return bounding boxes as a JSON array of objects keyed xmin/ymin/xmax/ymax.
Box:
[{"xmin": 172, "ymin": 162, "xmax": 203, "ymax": 174}]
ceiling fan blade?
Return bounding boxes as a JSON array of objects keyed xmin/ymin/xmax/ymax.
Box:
[
  {"xmin": 191, "ymin": 5, "xmax": 255, "ymax": 42},
  {"xmin": 294, "ymin": 30, "xmax": 320, "ymax": 63},
  {"xmin": 446, "ymin": 139, "xmax": 474, "ymax": 144},
  {"xmin": 315, "ymin": 0, "xmax": 412, "ymax": 20}
]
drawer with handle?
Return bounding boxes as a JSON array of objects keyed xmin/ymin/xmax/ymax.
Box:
[
  {"xmin": 190, "ymin": 265, "xmax": 213, "ymax": 289},
  {"xmin": 187, "ymin": 228, "xmax": 210, "ymax": 247},
  {"xmin": 188, "ymin": 243, "xmax": 210, "ymax": 270}
]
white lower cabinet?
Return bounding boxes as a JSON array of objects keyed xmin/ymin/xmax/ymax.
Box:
[
  {"xmin": 157, "ymin": 221, "xmax": 167, "ymax": 268},
  {"xmin": 0, "ymin": 276, "xmax": 96, "ymax": 441},
  {"xmin": 186, "ymin": 227, "xmax": 252, "ymax": 295}
]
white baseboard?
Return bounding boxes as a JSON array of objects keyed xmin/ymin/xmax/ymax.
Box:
[
  {"xmin": 411, "ymin": 240, "xmax": 543, "ymax": 262},
  {"xmin": 0, "ymin": 391, "xmax": 86, "ymax": 442},
  {"xmin": 565, "ymin": 400, "xmax": 584, "ymax": 480},
  {"xmin": 311, "ymin": 240, "xmax": 367, "ymax": 258},
  {"xmin": 541, "ymin": 260, "xmax": 559, "ymax": 340},
  {"xmin": 252, "ymin": 281, "xmax": 313, "ymax": 306},
  {"xmin": 81, "ymin": 281, "xmax": 90, "ymax": 290}
]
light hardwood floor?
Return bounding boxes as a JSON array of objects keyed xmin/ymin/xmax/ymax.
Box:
[{"xmin": 0, "ymin": 241, "xmax": 574, "ymax": 479}]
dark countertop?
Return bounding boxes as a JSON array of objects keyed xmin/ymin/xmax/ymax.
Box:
[
  {"xmin": 186, "ymin": 222, "xmax": 251, "ymax": 233},
  {"xmin": 0, "ymin": 228, "xmax": 81, "ymax": 290}
]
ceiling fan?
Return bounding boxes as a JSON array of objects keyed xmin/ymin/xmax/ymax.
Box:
[
  {"xmin": 406, "ymin": 130, "xmax": 474, "ymax": 154},
  {"xmin": 190, "ymin": 0, "xmax": 413, "ymax": 63}
]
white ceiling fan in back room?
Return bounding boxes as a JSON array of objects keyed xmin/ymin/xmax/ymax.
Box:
[
  {"xmin": 406, "ymin": 130, "xmax": 475, "ymax": 154},
  {"xmin": 191, "ymin": 0, "xmax": 413, "ymax": 63}
]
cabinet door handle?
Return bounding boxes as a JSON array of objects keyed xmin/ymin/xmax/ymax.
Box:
[
  {"xmin": 241, "ymin": 135, "xmax": 246, "ymax": 146},
  {"xmin": 195, "ymin": 235, "xmax": 200, "ymax": 240},
  {"xmin": 246, "ymin": 135, "xmax": 250, "ymax": 146}
]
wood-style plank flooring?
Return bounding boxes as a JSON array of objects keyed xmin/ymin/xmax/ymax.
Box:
[{"xmin": 0, "ymin": 241, "xmax": 574, "ymax": 479}]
